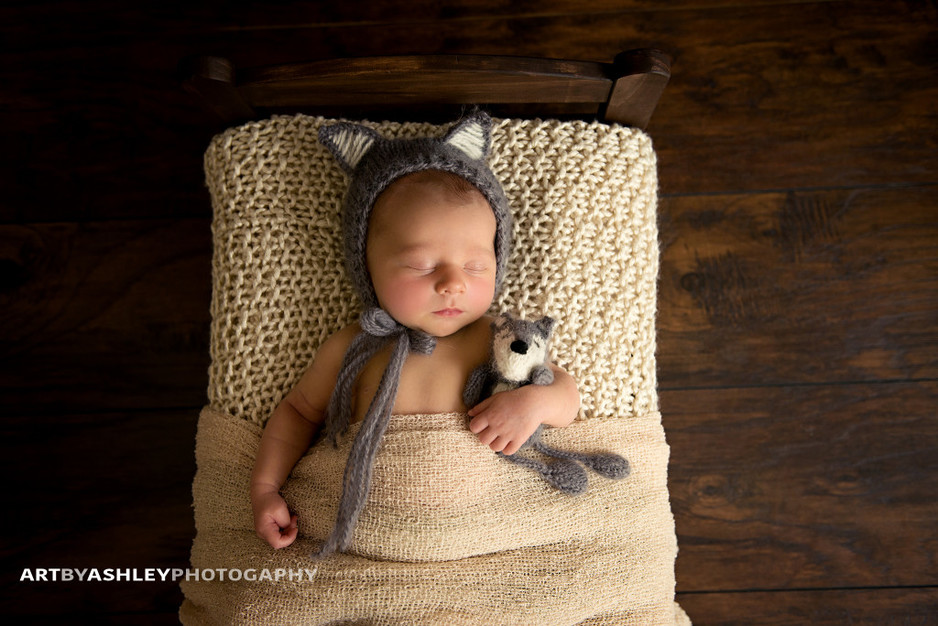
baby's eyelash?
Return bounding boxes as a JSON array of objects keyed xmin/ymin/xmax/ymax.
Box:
[{"xmin": 403, "ymin": 262, "xmax": 489, "ymax": 274}]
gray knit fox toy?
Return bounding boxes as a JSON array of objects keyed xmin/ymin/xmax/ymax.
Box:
[{"xmin": 464, "ymin": 313, "xmax": 630, "ymax": 495}]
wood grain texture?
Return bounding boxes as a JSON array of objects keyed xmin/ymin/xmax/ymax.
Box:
[
  {"xmin": 649, "ymin": 1, "xmax": 938, "ymax": 193},
  {"xmin": 183, "ymin": 50, "xmax": 670, "ymax": 128},
  {"xmin": 0, "ymin": 409, "xmax": 198, "ymax": 618},
  {"xmin": 663, "ymin": 382, "xmax": 938, "ymax": 592},
  {"xmin": 658, "ymin": 186, "xmax": 938, "ymax": 388},
  {"xmin": 0, "ymin": 0, "xmax": 837, "ymax": 47},
  {"xmin": 677, "ymin": 587, "xmax": 938, "ymax": 626},
  {"xmin": 2, "ymin": 2, "xmax": 936, "ymax": 223},
  {"xmin": 0, "ymin": 220, "xmax": 212, "ymax": 414}
]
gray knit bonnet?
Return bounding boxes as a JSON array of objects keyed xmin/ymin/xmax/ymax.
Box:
[{"xmin": 314, "ymin": 112, "xmax": 512, "ymax": 557}]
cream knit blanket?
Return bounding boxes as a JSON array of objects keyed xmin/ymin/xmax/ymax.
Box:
[
  {"xmin": 183, "ymin": 115, "xmax": 687, "ymax": 624},
  {"xmin": 204, "ymin": 115, "xmax": 659, "ymax": 425}
]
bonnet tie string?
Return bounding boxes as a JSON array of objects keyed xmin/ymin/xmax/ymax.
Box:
[{"xmin": 314, "ymin": 307, "xmax": 436, "ymax": 557}]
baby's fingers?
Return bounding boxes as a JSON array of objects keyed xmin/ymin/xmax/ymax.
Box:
[
  {"xmin": 468, "ymin": 414, "xmax": 489, "ymax": 434},
  {"xmin": 263, "ymin": 513, "xmax": 297, "ymax": 549},
  {"xmin": 256, "ymin": 506, "xmax": 298, "ymax": 549},
  {"xmin": 475, "ymin": 425, "xmax": 499, "ymax": 447},
  {"xmin": 257, "ymin": 518, "xmax": 281, "ymax": 546},
  {"xmin": 500, "ymin": 439, "xmax": 524, "ymax": 456},
  {"xmin": 467, "ymin": 395, "xmax": 494, "ymax": 418},
  {"xmin": 486, "ymin": 435, "xmax": 510, "ymax": 453},
  {"xmin": 277, "ymin": 513, "xmax": 299, "ymax": 546}
]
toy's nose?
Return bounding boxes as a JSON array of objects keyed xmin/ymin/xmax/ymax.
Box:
[{"xmin": 510, "ymin": 340, "xmax": 528, "ymax": 355}]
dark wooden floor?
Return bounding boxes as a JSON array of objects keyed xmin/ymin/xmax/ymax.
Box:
[{"xmin": 2, "ymin": 1, "xmax": 936, "ymax": 623}]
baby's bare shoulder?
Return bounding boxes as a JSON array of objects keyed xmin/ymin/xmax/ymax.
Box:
[
  {"xmin": 288, "ymin": 324, "xmax": 360, "ymax": 415},
  {"xmin": 318, "ymin": 323, "xmax": 360, "ymax": 361},
  {"xmin": 297, "ymin": 324, "xmax": 359, "ymax": 387}
]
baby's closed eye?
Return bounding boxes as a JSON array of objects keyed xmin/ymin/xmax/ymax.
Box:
[
  {"xmin": 463, "ymin": 262, "xmax": 490, "ymax": 274},
  {"xmin": 402, "ymin": 260, "xmax": 489, "ymax": 275}
]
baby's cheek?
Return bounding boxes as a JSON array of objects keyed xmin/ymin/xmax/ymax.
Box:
[
  {"xmin": 379, "ymin": 280, "xmax": 427, "ymax": 316},
  {"xmin": 469, "ymin": 277, "xmax": 496, "ymax": 308}
]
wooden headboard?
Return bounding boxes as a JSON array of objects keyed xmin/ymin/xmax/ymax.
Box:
[{"xmin": 181, "ymin": 49, "xmax": 670, "ymax": 128}]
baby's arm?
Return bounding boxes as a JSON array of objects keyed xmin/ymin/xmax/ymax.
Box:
[
  {"xmin": 467, "ymin": 363, "xmax": 579, "ymax": 456},
  {"xmin": 250, "ymin": 325, "xmax": 357, "ymax": 549}
]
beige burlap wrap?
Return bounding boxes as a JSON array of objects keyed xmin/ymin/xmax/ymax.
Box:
[
  {"xmin": 182, "ymin": 408, "xmax": 686, "ymax": 624},
  {"xmin": 181, "ymin": 115, "xmax": 688, "ymax": 624}
]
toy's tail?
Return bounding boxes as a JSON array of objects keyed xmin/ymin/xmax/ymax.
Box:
[
  {"xmin": 498, "ymin": 451, "xmax": 588, "ymax": 495},
  {"xmin": 532, "ymin": 441, "xmax": 631, "ymax": 480},
  {"xmin": 497, "ymin": 423, "xmax": 630, "ymax": 495}
]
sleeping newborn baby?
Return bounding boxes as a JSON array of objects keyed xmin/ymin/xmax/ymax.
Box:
[{"xmin": 249, "ymin": 113, "xmax": 580, "ymax": 557}]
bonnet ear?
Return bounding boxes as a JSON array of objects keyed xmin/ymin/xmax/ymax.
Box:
[
  {"xmin": 318, "ymin": 123, "xmax": 382, "ymax": 173},
  {"xmin": 443, "ymin": 112, "xmax": 493, "ymax": 161}
]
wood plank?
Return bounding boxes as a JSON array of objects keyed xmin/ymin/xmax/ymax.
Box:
[
  {"xmin": 0, "ymin": 409, "xmax": 198, "ymax": 617},
  {"xmin": 239, "ymin": 55, "xmax": 613, "ymax": 107},
  {"xmin": 0, "ymin": 52, "xmax": 215, "ymax": 222},
  {"xmin": 0, "ymin": 1, "xmax": 840, "ymax": 49},
  {"xmin": 183, "ymin": 51, "xmax": 670, "ymax": 128},
  {"xmin": 677, "ymin": 586, "xmax": 938, "ymax": 626},
  {"xmin": 2, "ymin": 1, "xmax": 936, "ymax": 222},
  {"xmin": 658, "ymin": 185, "xmax": 938, "ymax": 388},
  {"xmin": 649, "ymin": 1, "xmax": 938, "ymax": 194},
  {"xmin": 0, "ymin": 220, "xmax": 212, "ymax": 414},
  {"xmin": 663, "ymin": 381, "xmax": 938, "ymax": 592}
]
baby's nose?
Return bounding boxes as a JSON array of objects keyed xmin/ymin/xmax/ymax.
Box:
[
  {"xmin": 510, "ymin": 340, "xmax": 528, "ymax": 355},
  {"xmin": 436, "ymin": 267, "xmax": 466, "ymax": 294}
]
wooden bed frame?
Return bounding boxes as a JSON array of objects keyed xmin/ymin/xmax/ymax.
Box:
[{"xmin": 182, "ymin": 49, "xmax": 671, "ymax": 128}]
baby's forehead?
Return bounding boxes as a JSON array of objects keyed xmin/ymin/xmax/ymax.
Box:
[
  {"xmin": 382, "ymin": 170, "xmax": 483, "ymax": 199},
  {"xmin": 370, "ymin": 171, "xmax": 492, "ymax": 224}
]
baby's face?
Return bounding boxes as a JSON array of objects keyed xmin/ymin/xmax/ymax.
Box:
[{"xmin": 366, "ymin": 174, "xmax": 497, "ymax": 338}]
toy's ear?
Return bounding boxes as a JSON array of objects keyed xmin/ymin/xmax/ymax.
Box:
[
  {"xmin": 443, "ymin": 112, "xmax": 492, "ymax": 161},
  {"xmin": 318, "ymin": 123, "xmax": 382, "ymax": 173},
  {"xmin": 492, "ymin": 312, "xmax": 512, "ymax": 332},
  {"xmin": 536, "ymin": 316, "xmax": 555, "ymax": 336}
]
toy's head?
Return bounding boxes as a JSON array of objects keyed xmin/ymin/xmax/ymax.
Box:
[
  {"xmin": 319, "ymin": 113, "xmax": 512, "ymax": 310},
  {"xmin": 491, "ymin": 313, "xmax": 555, "ymax": 383}
]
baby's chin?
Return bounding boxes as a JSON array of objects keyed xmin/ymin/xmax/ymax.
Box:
[{"xmin": 415, "ymin": 314, "xmax": 487, "ymax": 339}]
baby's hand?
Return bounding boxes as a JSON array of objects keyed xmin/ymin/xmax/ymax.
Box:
[
  {"xmin": 467, "ymin": 385, "xmax": 544, "ymax": 456},
  {"xmin": 251, "ymin": 488, "xmax": 298, "ymax": 549}
]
